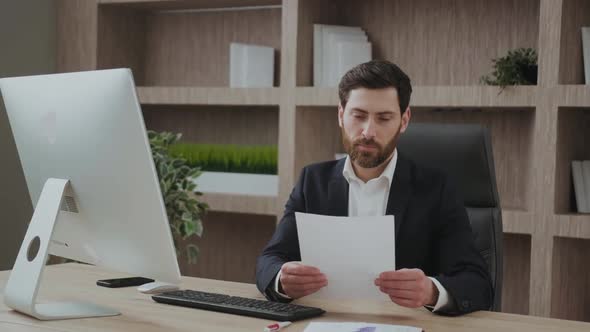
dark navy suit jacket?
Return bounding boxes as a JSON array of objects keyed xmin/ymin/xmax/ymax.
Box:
[{"xmin": 255, "ymin": 153, "xmax": 492, "ymax": 315}]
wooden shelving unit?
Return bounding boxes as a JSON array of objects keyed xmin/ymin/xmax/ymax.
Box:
[{"xmin": 56, "ymin": 0, "xmax": 590, "ymax": 322}]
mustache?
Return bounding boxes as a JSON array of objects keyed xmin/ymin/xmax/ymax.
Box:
[{"xmin": 353, "ymin": 138, "xmax": 380, "ymax": 147}]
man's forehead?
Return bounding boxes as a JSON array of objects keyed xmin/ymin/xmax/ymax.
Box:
[{"xmin": 346, "ymin": 87, "xmax": 400, "ymax": 113}]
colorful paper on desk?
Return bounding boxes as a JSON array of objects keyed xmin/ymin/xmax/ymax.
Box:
[
  {"xmin": 295, "ymin": 212, "xmax": 395, "ymax": 300},
  {"xmin": 303, "ymin": 322, "xmax": 421, "ymax": 332}
]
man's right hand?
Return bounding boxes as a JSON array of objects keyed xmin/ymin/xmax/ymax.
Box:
[{"xmin": 278, "ymin": 262, "xmax": 328, "ymax": 299}]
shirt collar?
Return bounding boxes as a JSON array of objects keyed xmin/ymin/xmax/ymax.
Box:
[{"xmin": 342, "ymin": 148, "xmax": 398, "ymax": 187}]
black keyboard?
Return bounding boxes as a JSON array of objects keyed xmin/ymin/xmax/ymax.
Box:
[{"xmin": 152, "ymin": 290, "xmax": 326, "ymax": 321}]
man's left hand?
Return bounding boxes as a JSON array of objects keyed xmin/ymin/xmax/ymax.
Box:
[{"xmin": 374, "ymin": 268, "xmax": 438, "ymax": 308}]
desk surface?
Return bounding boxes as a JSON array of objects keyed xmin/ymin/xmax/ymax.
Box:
[{"xmin": 0, "ymin": 263, "xmax": 588, "ymax": 332}]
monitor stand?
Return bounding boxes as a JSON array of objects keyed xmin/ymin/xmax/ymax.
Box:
[{"xmin": 3, "ymin": 178, "xmax": 120, "ymax": 320}]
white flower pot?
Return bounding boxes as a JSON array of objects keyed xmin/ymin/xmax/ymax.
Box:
[{"xmin": 194, "ymin": 172, "xmax": 278, "ymax": 197}]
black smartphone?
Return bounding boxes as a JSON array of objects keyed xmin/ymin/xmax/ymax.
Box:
[{"xmin": 96, "ymin": 277, "xmax": 154, "ymax": 288}]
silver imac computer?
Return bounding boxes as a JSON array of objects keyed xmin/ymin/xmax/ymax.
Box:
[{"xmin": 0, "ymin": 69, "xmax": 181, "ymax": 320}]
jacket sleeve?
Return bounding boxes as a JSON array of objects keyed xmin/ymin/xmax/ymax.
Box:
[
  {"xmin": 431, "ymin": 174, "xmax": 494, "ymax": 315},
  {"xmin": 255, "ymin": 167, "xmax": 307, "ymax": 302}
]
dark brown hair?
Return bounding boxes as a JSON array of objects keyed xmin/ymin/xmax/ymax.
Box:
[{"xmin": 338, "ymin": 60, "xmax": 412, "ymax": 114}]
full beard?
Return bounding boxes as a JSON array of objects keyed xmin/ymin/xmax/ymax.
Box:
[{"xmin": 341, "ymin": 126, "xmax": 400, "ymax": 168}]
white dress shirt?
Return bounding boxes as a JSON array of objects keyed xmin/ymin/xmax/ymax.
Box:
[{"xmin": 275, "ymin": 149, "xmax": 452, "ymax": 312}]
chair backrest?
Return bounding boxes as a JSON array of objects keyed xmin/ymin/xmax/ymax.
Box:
[{"xmin": 397, "ymin": 122, "xmax": 503, "ymax": 311}]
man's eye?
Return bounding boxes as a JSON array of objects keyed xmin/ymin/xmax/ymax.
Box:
[{"xmin": 379, "ymin": 117, "xmax": 392, "ymax": 121}]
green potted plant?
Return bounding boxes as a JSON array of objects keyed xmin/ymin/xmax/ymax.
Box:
[
  {"xmin": 148, "ymin": 130, "xmax": 209, "ymax": 264},
  {"xmin": 480, "ymin": 47, "xmax": 538, "ymax": 90}
]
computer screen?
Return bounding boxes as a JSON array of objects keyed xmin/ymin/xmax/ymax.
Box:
[{"xmin": 0, "ymin": 68, "xmax": 181, "ymax": 319}]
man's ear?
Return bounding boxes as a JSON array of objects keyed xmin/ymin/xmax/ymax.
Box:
[
  {"xmin": 400, "ymin": 107, "xmax": 411, "ymax": 133},
  {"xmin": 338, "ymin": 103, "xmax": 344, "ymax": 128}
]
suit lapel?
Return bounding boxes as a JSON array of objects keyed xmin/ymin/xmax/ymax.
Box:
[
  {"xmin": 327, "ymin": 158, "xmax": 349, "ymax": 216},
  {"xmin": 386, "ymin": 153, "xmax": 413, "ymax": 243}
]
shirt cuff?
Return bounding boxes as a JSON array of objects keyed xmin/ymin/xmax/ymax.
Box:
[
  {"xmin": 426, "ymin": 277, "xmax": 452, "ymax": 312},
  {"xmin": 273, "ymin": 270, "xmax": 292, "ymax": 299}
]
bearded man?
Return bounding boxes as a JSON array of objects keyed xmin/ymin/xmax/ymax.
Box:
[{"xmin": 255, "ymin": 60, "xmax": 492, "ymax": 316}]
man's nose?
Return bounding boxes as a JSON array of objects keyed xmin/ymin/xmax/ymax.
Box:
[{"xmin": 362, "ymin": 118, "xmax": 377, "ymax": 139}]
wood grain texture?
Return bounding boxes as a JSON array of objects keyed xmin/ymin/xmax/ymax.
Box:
[
  {"xmin": 295, "ymin": 86, "xmax": 538, "ymax": 107},
  {"xmin": 276, "ymin": 0, "xmax": 299, "ymax": 218},
  {"xmin": 97, "ymin": 5, "xmax": 147, "ymax": 83},
  {"xmin": 56, "ymin": 0, "xmax": 99, "ymax": 72},
  {"xmin": 502, "ymin": 234, "xmax": 531, "ymax": 315},
  {"xmin": 95, "ymin": 4, "xmax": 281, "ymax": 86},
  {"xmin": 551, "ymin": 237, "xmax": 590, "ymax": 322},
  {"xmin": 2, "ymin": 264, "xmax": 590, "ymax": 331},
  {"xmin": 200, "ymin": 193, "xmax": 277, "ymax": 216},
  {"xmin": 502, "ymin": 210, "xmax": 535, "ymax": 235},
  {"xmin": 137, "ymin": 87, "xmax": 281, "ymax": 105},
  {"xmin": 142, "ymin": 105, "xmax": 279, "ymax": 146},
  {"xmin": 100, "ymin": 0, "xmax": 281, "ymax": 10},
  {"xmin": 538, "ymin": 0, "xmax": 563, "ymax": 86},
  {"xmin": 554, "ymin": 214, "xmax": 590, "ymax": 239},
  {"xmin": 144, "ymin": 8, "xmax": 281, "ymax": 86},
  {"xmin": 296, "ymin": 0, "xmax": 340, "ymax": 86},
  {"xmin": 554, "ymin": 108, "xmax": 590, "ymax": 213},
  {"xmin": 297, "ymin": 0, "xmax": 539, "ymax": 86},
  {"xmin": 178, "ymin": 212, "xmax": 276, "ymax": 283},
  {"xmin": 558, "ymin": 0, "xmax": 590, "ymax": 84}
]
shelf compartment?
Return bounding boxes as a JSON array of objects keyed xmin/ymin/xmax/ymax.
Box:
[
  {"xmin": 178, "ymin": 211, "xmax": 277, "ymax": 282},
  {"xmin": 550, "ymin": 237, "xmax": 590, "ymax": 322},
  {"xmin": 142, "ymin": 105, "xmax": 279, "ymax": 146},
  {"xmin": 555, "ymin": 107, "xmax": 590, "ymax": 214},
  {"xmin": 502, "ymin": 233, "xmax": 531, "ymax": 315},
  {"xmin": 97, "ymin": 1, "xmax": 282, "ymax": 86},
  {"xmin": 296, "ymin": 0, "xmax": 539, "ymax": 86},
  {"xmin": 558, "ymin": 0, "xmax": 590, "ymax": 85}
]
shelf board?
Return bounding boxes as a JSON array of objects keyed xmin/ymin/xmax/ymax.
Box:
[
  {"xmin": 557, "ymin": 85, "xmax": 590, "ymax": 107},
  {"xmin": 137, "ymin": 87, "xmax": 280, "ymax": 106},
  {"xmin": 99, "ymin": 0, "xmax": 281, "ymax": 10},
  {"xmin": 199, "ymin": 192, "xmax": 277, "ymax": 216},
  {"xmin": 553, "ymin": 214, "xmax": 590, "ymax": 240},
  {"xmin": 295, "ymin": 86, "xmax": 537, "ymax": 108},
  {"xmin": 502, "ymin": 210, "xmax": 534, "ymax": 235}
]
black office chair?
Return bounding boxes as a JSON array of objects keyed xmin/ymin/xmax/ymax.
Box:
[{"xmin": 397, "ymin": 122, "xmax": 503, "ymax": 312}]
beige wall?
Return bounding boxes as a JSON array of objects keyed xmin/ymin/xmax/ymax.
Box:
[{"xmin": 0, "ymin": 0, "xmax": 56, "ymax": 270}]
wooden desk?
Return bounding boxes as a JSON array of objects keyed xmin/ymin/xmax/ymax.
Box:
[{"xmin": 0, "ymin": 263, "xmax": 588, "ymax": 332}]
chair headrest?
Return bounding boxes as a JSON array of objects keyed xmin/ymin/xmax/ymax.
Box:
[{"xmin": 397, "ymin": 123, "xmax": 500, "ymax": 207}]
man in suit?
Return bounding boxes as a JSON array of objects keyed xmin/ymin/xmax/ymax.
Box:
[{"xmin": 255, "ymin": 60, "xmax": 492, "ymax": 315}]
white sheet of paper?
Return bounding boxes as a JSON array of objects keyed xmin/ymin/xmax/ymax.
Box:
[
  {"xmin": 295, "ymin": 212, "xmax": 395, "ymax": 300},
  {"xmin": 304, "ymin": 322, "xmax": 421, "ymax": 332}
]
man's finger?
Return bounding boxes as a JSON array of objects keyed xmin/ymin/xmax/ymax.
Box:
[
  {"xmin": 379, "ymin": 269, "xmax": 422, "ymax": 281},
  {"xmin": 283, "ymin": 280, "xmax": 327, "ymax": 293},
  {"xmin": 375, "ymin": 279, "xmax": 419, "ymax": 291},
  {"xmin": 281, "ymin": 274, "xmax": 327, "ymax": 285},
  {"xmin": 283, "ymin": 282, "xmax": 328, "ymax": 298},
  {"xmin": 282, "ymin": 263, "xmax": 322, "ymax": 276},
  {"xmin": 379, "ymin": 287, "xmax": 416, "ymax": 300},
  {"xmin": 389, "ymin": 295, "xmax": 421, "ymax": 308}
]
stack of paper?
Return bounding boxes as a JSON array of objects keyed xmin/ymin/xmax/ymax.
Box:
[
  {"xmin": 572, "ymin": 160, "xmax": 590, "ymax": 213},
  {"xmin": 314, "ymin": 24, "xmax": 372, "ymax": 87},
  {"xmin": 304, "ymin": 322, "xmax": 422, "ymax": 332},
  {"xmin": 229, "ymin": 42, "xmax": 274, "ymax": 87}
]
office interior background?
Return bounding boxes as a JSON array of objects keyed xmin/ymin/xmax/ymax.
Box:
[{"xmin": 1, "ymin": 0, "xmax": 590, "ymax": 324}]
